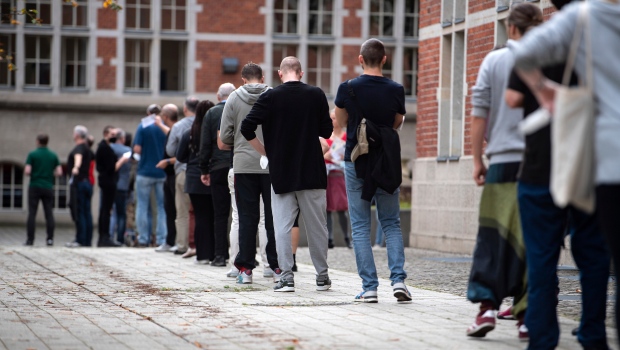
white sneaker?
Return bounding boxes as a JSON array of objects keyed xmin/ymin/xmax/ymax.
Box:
[
  {"xmin": 263, "ymin": 269, "xmax": 274, "ymax": 278},
  {"xmin": 155, "ymin": 243, "xmax": 173, "ymax": 252},
  {"xmin": 194, "ymin": 259, "xmax": 209, "ymax": 265},
  {"xmin": 392, "ymin": 282, "xmax": 412, "ymax": 302},
  {"xmin": 169, "ymin": 245, "xmax": 179, "ymax": 253},
  {"xmin": 237, "ymin": 269, "xmax": 252, "ymax": 284},
  {"xmin": 273, "ymin": 269, "xmax": 283, "ymax": 283},
  {"xmin": 226, "ymin": 268, "xmax": 239, "ymax": 278}
]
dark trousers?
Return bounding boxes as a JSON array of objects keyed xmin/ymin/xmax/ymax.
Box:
[
  {"xmin": 518, "ymin": 182, "xmax": 609, "ymax": 349},
  {"xmin": 210, "ymin": 167, "xmax": 231, "ymax": 259},
  {"xmin": 190, "ymin": 193, "xmax": 214, "ymax": 261},
  {"xmin": 234, "ymin": 173, "xmax": 278, "ymax": 270},
  {"xmin": 71, "ymin": 180, "xmax": 93, "ymax": 246},
  {"xmin": 164, "ymin": 173, "xmax": 177, "ymax": 247},
  {"xmin": 98, "ymin": 184, "xmax": 116, "ymax": 243},
  {"xmin": 26, "ymin": 187, "xmax": 55, "ymax": 242},
  {"xmin": 113, "ymin": 190, "xmax": 128, "ymax": 243},
  {"xmin": 596, "ymin": 184, "xmax": 620, "ymax": 345}
]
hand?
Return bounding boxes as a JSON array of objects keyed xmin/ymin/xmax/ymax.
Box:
[
  {"xmin": 473, "ymin": 160, "xmax": 487, "ymax": 186},
  {"xmin": 72, "ymin": 167, "xmax": 79, "ymax": 175},
  {"xmin": 155, "ymin": 116, "xmax": 163, "ymax": 126},
  {"xmin": 536, "ymin": 80, "xmax": 559, "ymax": 114},
  {"xmin": 201, "ymin": 174, "xmax": 210, "ymax": 186},
  {"xmin": 156, "ymin": 159, "xmax": 168, "ymax": 169}
]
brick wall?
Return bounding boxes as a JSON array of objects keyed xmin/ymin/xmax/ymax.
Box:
[
  {"xmin": 419, "ymin": 0, "xmax": 441, "ymax": 28},
  {"xmin": 341, "ymin": 45, "xmax": 360, "ymax": 82},
  {"xmin": 343, "ymin": 0, "xmax": 362, "ymax": 38},
  {"xmin": 468, "ymin": 0, "xmax": 495, "ymax": 14},
  {"xmin": 415, "ymin": 37, "xmax": 440, "ymax": 158},
  {"xmin": 463, "ymin": 23, "xmax": 494, "ymax": 156},
  {"xmin": 97, "ymin": 6, "xmax": 117, "ymax": 29},
  {"xmin": 195, "ymin": 42, "xmax": 263, "ymax": 93},
  {"xmin": 197, "ymin": 1, "xmax": 264, "ymax": 34},
  {"xmin": 96, "ymin": 38, "xmax": 116, "ymax": 90}
]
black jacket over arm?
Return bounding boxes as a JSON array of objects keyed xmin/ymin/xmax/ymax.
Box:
[
  {"xmin": 199, "ymin": 102, "xmax": 231, "ymax": 175},
  {"xmin": 240, "ymin": 81, "xmax": 333, "ymax": 194},
  {"xmin": 95, "ymin": 140, "xmax": 118, "ymax": 188}
]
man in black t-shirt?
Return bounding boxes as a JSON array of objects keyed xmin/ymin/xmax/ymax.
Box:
[
  {"xmin": 334, "ymin": 38, "xmax": 411, "ymax": 303},
  {"xmin": 66, "ymin": 125, "xmax": 94, "ymax": 248}
]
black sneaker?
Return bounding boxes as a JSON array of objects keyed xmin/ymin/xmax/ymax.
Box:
[
  {"xmin": 98, "ymin": 239, "xmax": 121, "ymax": 247},
  {"xmin": 274, "ymin": 279, "xmax": 295, "ymax": 292},
  {"xmin": 23, "ymin": 240, "xmax": 33, "ymax": 246},
  {"xmin": 210, "ymin": 256, "xmax": 226, "ymax": 267},
  {"xmin": 328, "ymin": 239, "xmax": 334, "ymax": 249},
  {"xmin": 46, "ymin": 239, "xmax": 53, "ymax": 246},
  {"xmin": 316, "ymin": 275, "xmax": 332, "ymax": 291}
]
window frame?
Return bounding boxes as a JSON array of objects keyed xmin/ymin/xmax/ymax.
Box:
[
  {"xmin": 24, "ymin": 0, "xmax": 51, "ymax": 26},
  {"xmin": 273, "ymin": 0, "xmax": 299, "ymax": 35},
  {"xmin": 306, "ymin": 45, "xmax": 333, "ymax": 94},
  {"xmin": 0, "ymin": 0, "xmax": 16, "ymax": 26},
  {"xmin": 369, "ymin": 0, "xmax": 395, "ymax": 38},
  {"xmin": 124, "ymin": 39, "xmax": 151, "ymax": 91},
  {"xmin": 0, "ymin": 34, "xmax": 15, "ymax": 87},
  {"xmin": 308, "ymin": 0, "xmax": 333, "ymax": 36},
  {"xmin": 404, "ymin": 0, "xmax": 419, "ymax": 38},
  {"xmin": 271, "ymin": 43, "xmax": 298, "ymax": 87},
  {"xmin": 125, "ymin": 0, "xmax": 151, "ymax": 31},
  {"xmin": 403, "ymin": 47, "xmax": 418, "ymax": 97},
  {"xmin": 61, "ymin": 0, "xmax": 88, "ymax": 28},
  {"xmin": 61, "ymin": 36, "xmax": 88, "ymax": 89},
  {"xmin": 161, "ymin": 0, "xmax": 187, "ymax": 32},
  {"xmin": 24, "ymin": 35, "xmax": 52, "ymax": 88},
  {"xmin": 0, "ymin": 162, "xmax": 24, "ymax": 211}
]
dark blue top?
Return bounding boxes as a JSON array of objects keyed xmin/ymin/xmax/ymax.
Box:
[
  {"xmin": 134, "ymin": 123, "xmax": 166, "ymax": 178},
  {"xmin": 110, "ymin": 143, "xmax": 132, "ymax": 190},
  {"xmin": 334, "ymin": 75, "xmax": 406, "ymax": 162}
]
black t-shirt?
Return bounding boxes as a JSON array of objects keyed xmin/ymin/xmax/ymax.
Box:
[
  {"xmin": 334, "ymin": 75, "xmax": 406, "ymax": 162},
  {"xmin": 163, "ymin": 133, "xmax": 175, "ymax": 177},
  {"xmin": 95, "ymin": 140, "xmax": 119, "ymax": 188},
  {"xmin": 67, "ymin": 143, "xmax": 93, "ymax": 183},
  {"xmin": 507, "ymin": 65, "xmax": 577, "ymax": 185}
]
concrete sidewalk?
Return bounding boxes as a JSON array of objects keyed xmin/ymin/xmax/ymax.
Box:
[{"xmin": 1, "ymin": 239, "xmax": 614, "ymax": 350}]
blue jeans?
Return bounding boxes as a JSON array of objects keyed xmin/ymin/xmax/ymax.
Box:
[
  {"xmin": 518, "ymin": 182, "xmax": 609, "ymax": 350},
  {"xmin": 76, "ymin": 180, "xmax": 93, "ymax": 246},
  {"xmin": 110, "ymin": 190, "xmax": 128, "ymax": 243},
  {"xmin": 375, "ymin": 209, "xmax": 385, "ymax": 246},
  {"xmin": 344, "ymin": 161, "xmax": 407, "ymax": 291},
  {"xmin": 136, "ymin": 175, "xmax": 167, "ymax": 246}
]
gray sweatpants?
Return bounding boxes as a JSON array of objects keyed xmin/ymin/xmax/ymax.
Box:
[{"xmin": 271, "ymin": 187, "xmax": 329, "ymax": 282}]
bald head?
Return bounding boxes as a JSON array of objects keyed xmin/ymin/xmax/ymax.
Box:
[
  {"xmin": 217, "ymin": 83, "xmax": 236, "ymax": 102},
  {"xmin": 161, "ymin": 103, "xmax": 179, "ymax": 126},
  {"xmin": 279, "ymin": 56, "xmax": 302, "ymax": 76}
]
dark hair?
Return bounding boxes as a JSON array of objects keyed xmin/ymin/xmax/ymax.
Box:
[
  {"xmin": 86, "ymin": 135, "xmax": 94, "ymax": 148},
  {"xmin": 124, "ymin": 132, "xmax": 133, "ymax": 147},
  {"xmin": 508, "ymin": 3, "xmax": 543, "ymax": 36},
  {"xmin": 279, "ymin": 56, "xmax": 302, "ymax": 75},
  {"xmin": 552, "ymin": 0, "xmax": 579, "ymax": 10},
  {"xmin": 37, "ymin": 134, "xmax": 49, "ymax": 146},
  {"xmin": 103, "ymin": 125, "xmax": 115, "ymax": 136},
  {"xmin": 360, "ymin": 38, "xmax": 386, "ymax": 68},
  {"xmin": 185, "ymin": 96, "xmax": 199, "ymax": 114},
  {"xmin": 242, "ymin": 62, "xmax": 263, "ymax": 81},
  {"xmin": 147, "ymin": 104, "xmax": 161, "ymax": 115},
  {"xmin": 190, "ymin": 100, "xmax": 216, "ymax": 153}
]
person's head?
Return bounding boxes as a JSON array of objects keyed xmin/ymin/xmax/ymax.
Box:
[
  {"xmin": 115, "ymin": 128, "xmax": 126, "ymax": 144},
  {"xmin": 161, "ymin": 103, "xmax": 179, "ymax": 127},
  {"xmin": 124, "ymin": 132, "xmax": 133, "ymax": 147},
  {"xmin": 146, "ymin": 104, "xmax": 161, "ymax": 116},
  {"xmin": 241, "ymin": 62, "xmax": 264, "ymax": 84},
  {"xmin": 103, "ymin": 125, "xmax": 115, "ymax": 139},
  {"xmin": 507, "ymin": 3, "xmax": 543, "ymax": 40},
  {"xmin": 330, "ymin": 109, "xmax": 339, "ymax": 129},
  {"xmin": 183, "ymin": 96, "xmax": 199, "ymax": 117},
  {"xmin": 86, "ymin": 134, "xmax": 94, "ymax": 148},
  {"xmin": 73, "ymin": 125, "xmax": 88, "ymax": 143},
  {"xmin": 359, "ymin": 38, "xmax": 387, "ymax": 69},
  {"xmin": 217, "ymin": 83, "xmax": 236, "ymax": 102},
  {"xmin": 190, "ymin": 100, "xmax": 216, "ymax": 153},
  {"xmin": 36, "ymin": 134, "xmax": 49, "ymax": 147},
  {"xmin": 278, "ymin": 56, "xmax": 303, "ymax": 82}
]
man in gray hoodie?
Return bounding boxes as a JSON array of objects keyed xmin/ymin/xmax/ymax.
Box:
[{"xmin": 219, "ymin": 63, "xmax": 280, "ymax": 284}]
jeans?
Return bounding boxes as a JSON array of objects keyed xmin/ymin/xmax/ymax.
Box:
[
  {"xmin": 211, "ymin": 167, "xmax": 231, "ymax": 259},
  {"xmin": 344, "ymin": 161, "xmax": 406, "ymax": 291},
  {"xmin": 518, "ymin": 182, "xmax": 609, "ymax": 350},
  {"xmin": 233, "ymin": 173, "xmax": 278, "ymax": 271},
  {"xmin": 26, "ymin": 187, "xmax": 55, "ymax": 242},
  {"xmin": 74, "ymin": 180, "xmax": 93, "ymax": 246},
  {"xmin": 98, "ymin": 184, "xmax": 115, "ymax": 243},
  {"xmin": 164, "ymin": 173, "xmax": 177, "ymax": 247},
  {"xmin": 111, "ymin": 190, "xmax": 128, "ymax": 243},
  {"xmin": 375, "ymin": 209, "xmax": 385, "ymax": 246},
  {"xmin": 190, "ymin": 193, "xmax": 215, "ymax": 261},
  {"xmin": 136, "ymin": 175, "xmax": 167, "ymax": 246}
]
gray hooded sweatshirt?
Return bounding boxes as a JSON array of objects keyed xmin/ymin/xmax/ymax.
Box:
[
  {"xmin": 471, "ymin": 41, "xmax": 525, "ymax": 165},
  {"xmin": 512, "ymin": 0, "xmax": 620, "ymax": 184},
  {"xmin": 219, "ymin": 83, "xmax": 271, "ymax": 174}
]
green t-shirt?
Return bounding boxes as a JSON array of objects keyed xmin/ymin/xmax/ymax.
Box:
[{"xmin": 26, "ymin": 147, "xmax": 60, "ymax": 190}]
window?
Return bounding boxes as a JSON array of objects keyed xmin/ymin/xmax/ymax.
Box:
[
  {"xmin": 24, "ymin": 35, "xmax": 52, "ymax": 87},
  {"xmin": 274, "ymin": 0, "xmax": 298, "ymax": 35},
  {"xmin": 162, "ymin": 0, "xmax": 186, "ymax": 31},
  {"xmin": 404, "ymin": 0, "xmax": 419, "ymax": 38},
  {"xmin": 308, "ymin": 0, "xmax": 333, "ymax": 35},
  {"xmin": 272, "ymin": 44, "xmax": 297, "ymax": 86},
  {"xmin": 0, "ymin": 34, "xmax": 15, "ymax": 87},
  {"xmin": 0, "ymin": 162, "xmax": 23, "ymax": 210},
  {"xmin": 496, "ymin": 19, "xmax": 508, "ymax": 47},
  {"xmin": 369, "ymin": 0, "xmax": 394, "ymax": 37},
  {"xmin": 307, "ymin": 45, "xmax": 332, "ymax": 93},
  {"xmin": 25, "ymin": 0, "xmax": 51, "ymax": 26},
  {"xmin": 53, "ymin": 165, "xmax": 68, "ymax": 210},
  {"xmin": 126, "ymin": 0, "xmax": 150, "ymax": 30},
  {"xmin": 438, "ymin": 31, "xmax": 465, "ymax": 159},
  {"xmin": 382, "ymin": 46, "xmax": 393, "ymax": 80},
  {"xmin": 0, "ymin": 0, "xmax": 16, "ymax": 25},
  {"xmin": 62, "ymin": 0, "xmax": 87, "ymax": 27},
  {"xmin": 442, "ymin": 0, "xmax": 465, "ymax": 26},
  {"xmin": 62, "ymin": 37, "xmax": 88, "ymax": 88},
  {"xmin": 125, "ymin": 39, "xmax": 151, "ymax": 91},
  {"xmin": 403, "ymin": 47, "xmax": 418, "ymax": 96},
  {"xmin": 160, "ymin": 40, "xmax": 186, "ymax": 91}
]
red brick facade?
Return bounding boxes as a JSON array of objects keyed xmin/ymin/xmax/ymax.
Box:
[
  {"xmin": 419, "ymin": 0, "xmax": 441, "ymax": 28},
  {"xmin": 416, "ymin": 37, "xmax": 440, "ymax": 158},
  {"xmin": 195, "ymin": 41, "xmax": 263, "ymax": 93},
  {"xmin": 96, "ymin": 38, "xmax": 117, "ymax": 90},
  {"xmin": 197, "ymin": 1, "xmax": 265, "ymax": 34},
  {"xmin": 468, "ymin": 0, "xmax": 495, "ymax": 14},
  {"xmin": 343, "ymin": 0, "xmax": 362, "ymax": 38},
  {"xmin": 97, "ymin": 6, "xmax": 117, "ymax": 29}
]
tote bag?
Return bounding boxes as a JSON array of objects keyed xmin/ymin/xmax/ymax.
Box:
[{"xmin": 551, "ymin": 2, "xmax": 596, "ymax": 213}]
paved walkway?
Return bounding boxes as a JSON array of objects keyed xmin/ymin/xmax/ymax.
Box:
[{"xmin": 0, "ymin": 226, "xmax": 616, "ymax": 349}]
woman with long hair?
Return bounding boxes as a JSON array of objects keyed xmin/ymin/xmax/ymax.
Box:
[{"xmin": 176, "ymin": 100, "xmax": 216, "ymax": 263}]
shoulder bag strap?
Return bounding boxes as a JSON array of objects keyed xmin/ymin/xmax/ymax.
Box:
[
  {"xmin": 562, "ymin": 2, "xmax": 592, "ymax": 90},
  {"xmin": 347, "ymin": 79, "xmax": 366, "ymax": 119}
]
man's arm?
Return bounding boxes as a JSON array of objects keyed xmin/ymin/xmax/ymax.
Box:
[
  {"xmin": 471, "ymin": 117, "xmax": 487, "ymax": 186},
  {"xmin": 133, "ymin": 145, "xmax": 142, "ymax": 155},
  {"xmin": 72, "ymin": 153, "xmax": 82, "ymax": 175},
  {"xmin": 335, "ymin": 107, "xmax": 348, "ymax": 129},
  {"xmin": 393, "ymin": 114, "xmax": 405, "ymax": 130},
  {"xmin": 133, "ymin": 126, "xmax": 143, "ymax": 154},
  {"xmin": 199, "ymin": 112, "xmax": 213, "ymax": 175},
  {"xmin": 319, "ymin": 94, "xmax": 333, "ymax": 139},
  {"xmin": 247, "ymin": 138, "xmax": 266, "ymax": 156},
  {"xmin": 54, "ymin": 165, "xmax": 63, "ymax": 177},
  {"xmin": 217, "ymin": 131, "xmax": 231, "ymax": 151},
  {"xmin": 165, "ymin": 124, "xmax": 180, "ymax": 157},
  {"xmin": 241, "ymin": 91, "xmax": 270, "ymax": 146},
  {"xmin": 24, "ymin": 165, "xmax": 32, "ymax": 176},
  {"xmin": 154, "ymin": 116, "xmax": 170, "ymax": 135},
  {"xmin": 219, "ymin": 94, "xmax": 236, "ymax": 147},
  {"xmin": 505, "ymin": 89, "xmax": 525, "ymax": 109}
]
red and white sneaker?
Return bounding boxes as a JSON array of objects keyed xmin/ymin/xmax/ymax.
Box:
[
  {"xmin": 517, "ymin": 321, "xmax": 529, "ymax": 342},
  {"xmin": 497, "ymin": 306, "xmax": 515, "ymax": 320},
  {"xmin": 467, "ymin": 309, "xmax": 496, "ymax": 337}
]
